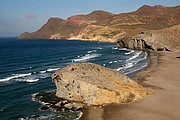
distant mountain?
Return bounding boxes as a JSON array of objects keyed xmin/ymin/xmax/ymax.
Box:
[{"xmin": 19, "ymin": 5, "xmax": 180, "ymax": 42}]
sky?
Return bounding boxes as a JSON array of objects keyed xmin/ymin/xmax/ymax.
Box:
[{"xmin": 0, "ymin": 0, "xmax": 180, "ymax": 37}]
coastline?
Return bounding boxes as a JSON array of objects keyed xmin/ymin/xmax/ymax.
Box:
[{"xmin": 80, "ymin": 51, "xmax": 180, "ymax": 120}]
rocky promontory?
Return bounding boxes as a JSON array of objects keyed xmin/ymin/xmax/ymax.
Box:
[
  {"xmin": 117, "ymin": 24, "xmax": 180, "ymax": 52},
  {"xmin": 51, "ymin": 63, "xmax": 152, "ymax": 106}
]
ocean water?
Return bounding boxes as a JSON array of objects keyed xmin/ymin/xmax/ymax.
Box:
[{"xmin": 0, "ymin": 38, "xmax": 148, "ymax": 120}]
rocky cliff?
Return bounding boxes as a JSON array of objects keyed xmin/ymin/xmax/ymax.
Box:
[
  {"xmin": 19, "ymin": 5, "xmax": 180, "ymax": 42},
  {"xmin": 117, "ymin": 24, "xmax": 180, "ymax": 52},
  {"xmin": 51, "ymin": 63, "xmax": 151, "ymax": 106}
]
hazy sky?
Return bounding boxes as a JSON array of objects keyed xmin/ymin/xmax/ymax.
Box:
[{"xmin": 0, "ymin": 0, "xmax": 179, "ymax": 37}]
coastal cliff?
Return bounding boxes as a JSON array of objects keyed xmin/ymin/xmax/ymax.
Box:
[
  {"xmin": 19, "ymin": 5, "xmax": 180, "ymax": 42},
  {"xmin": 117, "ymin": 24, "xmax": 180, "ymax": 52},
  {"xmin": 51, "ymin": 63, "xmax": 151, "ymax": 106}
]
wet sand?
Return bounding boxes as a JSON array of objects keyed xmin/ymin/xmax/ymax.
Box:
[{"xmin": 81, "ymin": 52, "xmax": 180, "ymax": 120}]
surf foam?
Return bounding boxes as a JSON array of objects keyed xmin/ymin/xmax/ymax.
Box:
[
  {"xmin": 26, "ymin": 79, "xmax": 39, "ymax": 83},
  {"xmin": 116, "ymin": 63, "xmax": 134, "ymax": 71},
  {"xmin": 72, "ymin": 54, "xmax": 101, "ymax": 62},
  {"xmin": 0, "ymin": 73, "xmax": 32, "ymax": 82},
  {"xmin": 126, "ymin": 51, "xmax": 142, "ymax": 61},
  {"xmin": 47, "ymin": 68, "xmax": 60, "ymax": 72},
  {"xmin": 125, "ymin": 50, "xmax": 134, "ymax": 55}
]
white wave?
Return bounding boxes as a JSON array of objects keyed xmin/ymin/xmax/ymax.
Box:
[
  {"xmin": 0, "ymin": 73, "xmax": 32, "ymax": 82},
  {"xmin": 40, "ymin": 70, "xmax": 47, "ymax": 73},
  {"xmin": 29, "ymin": 67, "xmax": 32, "ymax": 69},
  {"xmin": 116, "ymin": 63, "xmax": 134, "ymax": 71},
  {"xmin": 118, "ymin": 48, "xmax": 127, "ymax": 51},
  {"xmin": 96, "ymin": 47, "xmax": 102, "ymax": 49},
  {"xmin": 47, "ymin": 68, "xmax": 60, "ymax": 72},
  {"xmin": 31, "ymin": 93, "xmax": 38, "ymax": 101},
  {"xmin": 134, "ymin": 55, "xmax": 147, "ymax": 64},
  {"xmin": 75, "ymin": 111, "xmax": 83, "ymax": 120},
  {"xmin": 87, "ymin": 50, "xmax": 96, "ymax": 53},
  {"xmin": 109, "ymin": 61, "xmax": 113, "ymax": 64},
  {"xmin": 26, "ymin": 79, "xmax": 39, "ymax": 83},
  {"xmin": 113, "ymin": 61, "xmax": 118, "ymax": 63},
  {"xmin": 103, "ymin": 64, "xmax": 106, "ymax": 66},
  {"xmin": 124, "ymin": 63, "xmax": 148, "ymax": 75},
  {"xmin": 112, "ymin": 47, "xmax": 118, "ymax": 50},
  {"xmin": 125, "ymin": 50, "xmax": 134, "ymax": 55},
  {"xmin": 72, "ymin": 54, "xmax": 101, "ymax": 62},
  {"xmin": 126, "ymin": 51, "xmax": 142, "ymax": 61}
]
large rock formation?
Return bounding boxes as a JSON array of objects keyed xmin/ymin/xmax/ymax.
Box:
[
  {"xmin": 117, "ymin": 24, "xmax": 180, "ymax": 52},
  {"xmin": 19, "ymin": 5, "xmax": 180, "ymax": 42},
  {"xmin": 51, "ymin": 63, "xmax": 151, "ymax": 106}
]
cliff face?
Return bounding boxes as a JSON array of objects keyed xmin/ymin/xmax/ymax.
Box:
[
  {"xmin": 117, "ymin": 24, "xmax": 180, "ymax": 52},
  {"xmin": 51, "ymin": 63, "xmax": 152, "ymax": 105},
  {"xmin": 20, "ymin": 5, "xmax": 180, "ymax": 42}
]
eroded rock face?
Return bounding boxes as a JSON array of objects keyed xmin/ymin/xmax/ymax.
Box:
[
  {"xmin": 51, "ymin": 63, "xmax": 151, "ymax": 106},
  {"xmin": 117, "ymin": 32, "xmax": 171, "ymax": 51},
  {"xmin": 117, "ymin": 24, "xmax": 180, "ymax": 52}
]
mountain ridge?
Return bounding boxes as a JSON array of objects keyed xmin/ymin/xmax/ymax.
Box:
[{"xmin": 19, "ymin": 5, "xmax": 180, "ymax": 42}]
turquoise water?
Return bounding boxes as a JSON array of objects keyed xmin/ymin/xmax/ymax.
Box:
[{"xmin": 0, "ymin": 38, "xmax": 147, "ymax": 119}]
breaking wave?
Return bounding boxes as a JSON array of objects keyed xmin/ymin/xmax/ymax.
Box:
[
  {"xmin": 87, "ymin": 50, "xmax": 96, "ymax": 53},
  {"xmin": 125, "ymin": 50, "xmax": 134, "ymax": 55},
  {"xmin": 47, "ymin": 68, "xmax": 60, "ymax": 72},
  {"xmin": 112, "ymin": 47, "xmax": 118, "ymax": 50},
  {"xmin": 0, "ymin": 73, "xmax": 32, "ymax": 82},
  {"xmin": 25, "ymin": 79, "xmax": 39, "ymax": 83},
  {"xmin": 39, "ymin": 70, "xmax": 47, "ymax": 73},
  {"xmin": 126, "ymin": 51, "xmax": 142, "ymax": 61},
  {"xmin": 116, "ymin": 62, "xmax": 134, "ymax": 71},
  {"xmin": 72, "ymin": 54, "xmax": 101, "ymax": 62},
  {"xmin": 124, "ymin": 63, "xmax": 148, "ymax": 75}
]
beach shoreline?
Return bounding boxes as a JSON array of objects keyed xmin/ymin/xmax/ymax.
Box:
[{"xmin": 80, "ymin": 51, "xmax": 180, "ymax": 120}]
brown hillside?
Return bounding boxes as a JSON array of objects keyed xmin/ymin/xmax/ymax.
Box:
[{"xmin": 19, "ymin": 5, "xmax": 180, "ymax": 42}]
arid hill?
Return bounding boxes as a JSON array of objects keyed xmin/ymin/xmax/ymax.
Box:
[{"xmin": 19, "ymin": 5, "xmax": 180, "ymax": 42}]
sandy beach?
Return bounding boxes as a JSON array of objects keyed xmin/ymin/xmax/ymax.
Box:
[{"xmin": 81, "ymin": 51, "xmax": 180, "ymax": 120}]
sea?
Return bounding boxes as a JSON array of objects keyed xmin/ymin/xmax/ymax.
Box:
[{"xmin": 0, "ymin": 38, "xmax": 148, "ymax": 120}]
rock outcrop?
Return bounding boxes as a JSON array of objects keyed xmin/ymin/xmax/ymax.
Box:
[
  {"xmin": 51, "ymin": 63, "xmax": 151, "ymax": 106},
  {"xmin": 117, "ymin": 24, "xmax": 180, "ymax": 52},
  {"xmin": 19, "ymin": 5, "xmax": 180, "ymax": 42}
]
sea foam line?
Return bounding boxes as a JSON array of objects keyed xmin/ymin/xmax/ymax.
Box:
[
  {"xmin": 72, "ymin": 54, "xmax": 101, "ymax": 62},
  {"xmin": 25, "ymin": 79, "xmax": 39, "ymax": 83},
  {"xmin": 0, "ymin": 73, "xmax": 32, "ymax": 82},
  {"xmin": 116, "ymin": 63, "xmax": 134, "ymax": 71},
  {"xmin": 124, "ymin": 63, "xmax": 148, "ymax": 75},
  {"xmin": 87, "ymin": 50, "xmax": 96, "ymax": 53},
  {"xmin": 47, "ymin": 68, "xmax": 60, "ymax": 72},
  {"xmin": 126, "ymin": 51, "xmax": 142, "ymax": 61},
  {"xmin": 125, "ymin": 50, "xmax": 134, "ymax": 55}
]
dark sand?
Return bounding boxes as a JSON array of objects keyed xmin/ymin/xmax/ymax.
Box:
[{"xmin": 81, "ymin": 52, "xmax": 180, "ymax": 120}]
